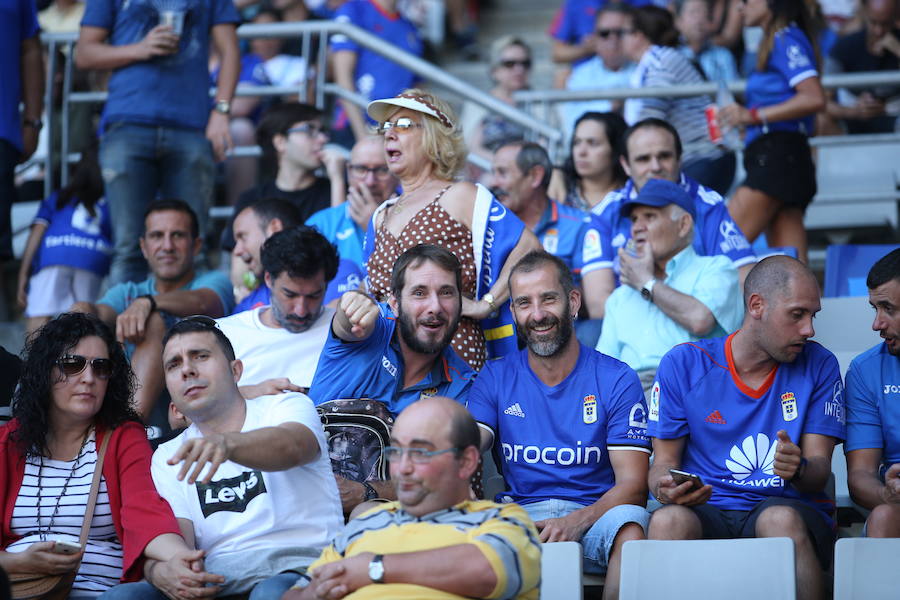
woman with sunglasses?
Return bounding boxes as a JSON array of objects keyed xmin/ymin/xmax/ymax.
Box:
[
  {"xmin": 0, "ymin": 312, "xmax": 222, "ymax": 598},
  {"xmin": 363, "ymin": 89, "xmax": 541, "ymax": 369},
  {"xmin": 719, "ymin": 0, "xmax": 825, "ymax": 264},
  {"xmin": 622, "ymin": 5, "xmax": 736, "ymax": 195}
]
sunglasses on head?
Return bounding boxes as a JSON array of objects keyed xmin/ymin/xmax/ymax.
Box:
[
  {"xmin": 56, "ymin": 355, "xmax": 113, "ymax": 380},
  {"xmin": 500, "ymin": 59, "xmax": 532, "ymax": 69},
  {"xmin": 376, "ymin": 117, "xmax": 424, "ymax": 135}
]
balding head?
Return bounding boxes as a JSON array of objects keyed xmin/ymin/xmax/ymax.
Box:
[
  {"xmin": 743, "ymin": 255, "xmax": 818, "ymax": 309},
  {"xmin": 396, "ymin": 396, "xmax": 480, "ymax": 453}
]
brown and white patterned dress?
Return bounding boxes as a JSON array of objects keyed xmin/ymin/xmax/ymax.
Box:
[{"xmin": 366, "ymin": 187, "xmax": 487, "ymax": 370}]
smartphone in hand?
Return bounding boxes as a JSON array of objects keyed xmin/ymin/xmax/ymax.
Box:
[
  {"xmin": 51, "ymin": 540, "xmax": 82, "ymax": 555},
  {"xmin": 669, "ymin": 468, "xmax": 704, "ymax": 491}
]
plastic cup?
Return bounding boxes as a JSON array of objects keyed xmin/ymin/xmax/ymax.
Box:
[{"xmin": 159, "ymin": 10, "xmax": 185, "ymax": 36}]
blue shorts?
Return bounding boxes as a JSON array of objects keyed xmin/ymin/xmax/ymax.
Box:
[{"xmin": 523, "ymin": 499, "xmax": 649, "ymax": 575}]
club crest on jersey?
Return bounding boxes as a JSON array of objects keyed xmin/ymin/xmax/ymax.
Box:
[
  {"xmin": 781, "ymin": 392, "xmax": 798, "ymax": 422},
  {"xmin": 583, "ymin": 395, "xmax": 597, "ymax": 424},
  {"xmin": 542, "ymin": 229, "xmax": 559, "ymax": 254},
  {"xmin": 419, "ymin": 387, "xmax": 438, "ymax": 401}
]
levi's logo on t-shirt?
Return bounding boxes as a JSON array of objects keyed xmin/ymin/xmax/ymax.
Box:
[{"xmin": 196, "ymin": 470, "xmax": 267, "ymax": 518}]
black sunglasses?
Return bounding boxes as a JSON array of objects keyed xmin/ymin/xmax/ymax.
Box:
[
  {"xmin": 56, "ymin": 355, "xmax": 114, "ymax": 380},
  {"xmin": 596, "ymin": 28, "xmax": 632, "ymax": 38},
  {"xmin": 500, "ymin": 59, "xmax": 532, "ymax": 69}
]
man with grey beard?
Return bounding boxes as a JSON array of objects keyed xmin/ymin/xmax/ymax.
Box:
[{"xmin": 467, "ymin": 250, "xmax": 651, "ymax": 600}]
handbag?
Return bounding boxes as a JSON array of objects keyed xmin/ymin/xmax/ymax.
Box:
[
  {"xmin": 10, "ymin": 431, "xmax": 112, "ymax": 600},
  {"xmin": 317, "ymin": 398, "xmax": 394, "ymax": 483}
]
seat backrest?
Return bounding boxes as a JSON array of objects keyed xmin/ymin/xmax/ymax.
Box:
[
  {"xmin": 540, "ymin": 541, "xmax": 583, "ymax": 600},
  {"xmin": 824, "ymin": 244, "xmax": 899, "ymax": 298},
  {"xmin": 834, "ymin": 538, "xmax": 900, "ymax": 600},
  {"xmin": 619, "ymin": 538, "xmax": 796, "ymax": 600}
]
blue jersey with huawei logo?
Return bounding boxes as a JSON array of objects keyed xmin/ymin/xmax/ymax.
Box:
[
  {"xmin": 649, "ymin": 334, "xmax": 846, "ymax": 522},
  {"xmin": 745, "ymin": 25, "xmax": 819, "ymax": 143},
  {"xmin": 467, "ymin": 344, "xmax": 650, "ymax": 507},
  {"xmin": 592, "ymin": 174, "xmax": 755, "ymax": 280},
  {"xmin": 535, "ymin": 200, "xmax": 605, "ymax": 286}
]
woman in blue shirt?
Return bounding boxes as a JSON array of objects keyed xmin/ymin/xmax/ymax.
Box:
[{"xmin": 720, "ymin": 0, "xmax": 825, "ymax": 264}]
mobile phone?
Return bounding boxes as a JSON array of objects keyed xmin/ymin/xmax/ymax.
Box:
[
  {"xmin": 669, "ymin": 468, "xmax": 704, "ymax": 490},
  {"xmin": 52, "ymin": 540, "xmax": 82, "ymax": 555}
]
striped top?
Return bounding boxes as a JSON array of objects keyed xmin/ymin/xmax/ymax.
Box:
[
  {"xmin": 7, "ymin": 431, "xmax": 124, "ymax": 597},
  {"xmin": 309, "ymin": 500, "xmax": 541, "ymax": 600},
  {"xmin": 625, "ymin": 45, "xmax": 724, "ymax": 163}
]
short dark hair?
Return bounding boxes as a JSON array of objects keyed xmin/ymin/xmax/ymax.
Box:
[
  {"xmin": 508, "ymin": 250, "xmax": 576, "ymax": 297},
  {"xmin": 631, "ymin": 5, "xmax": 680, "ymax": 47},
  {"xmin": 13, "ymin": 313, "xmax": 138, "ymax": 456},
  {"xmin": 245, "ymin": 197, "xmax": 303, "ymax": 231},
  {"xmin": 596, "ymin": 1, "xmax": 635, "ymax": 21},
  {"xmin": 162, "ymin": 316, "xmax": 236, "ymax": 362},
  {"xmin": 564, "ymin": 112, "xmax": 628, "ymax": 191},
  {"xmin": 260, "ymin": 226, "xmax": 339, "ymax": 282},
  {"xmin": 743, "ymin": 255, "xmax": 816, "ymax": 307},
  {"xmin": 622, "ymin": 118, "xmax": 683, "ymax": 161},
  {"xmin": 143, "ymin": 198, "xmax": 200, "ymax": 239},
  {"xmin": 448, "ymin": 405, "xmax": 481, "ymax": 452},
  {"xmin": 501, "ymin": 141, "xmax": 553, "ymax": 190},
  {"xmin": 257, "ymin": 102, "xmax": 324, "ymax": 162},
  {"xmin": 867, "ymin": 247, "xmax": 900, "ymax": 289},
  {"xmin": 390, "ymin": 244, "xmax": 463, "ymax": 299}
]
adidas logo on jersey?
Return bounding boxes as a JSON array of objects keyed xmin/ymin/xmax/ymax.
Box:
[
  {"xmin": 504, "ymin": 403, "xmax": 525, "ymax": 418},
  {"xmin": 705, "ymin": 410, "xmax": 726, "ymax": 424}
]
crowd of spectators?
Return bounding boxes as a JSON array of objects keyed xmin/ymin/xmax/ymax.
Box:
[{"xmin": 1, "ymin": 0, "xmax": 900, "ymax": 597}]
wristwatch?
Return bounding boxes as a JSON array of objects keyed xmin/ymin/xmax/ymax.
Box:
[
  {"xmin": 483, "ymin": 293, "xmax": 498, "ymax": 314},
  {"xmin": 362, "ymin": 481, "xmax": 379, "ymax": 501},
  {"xmin": 368, "ymin": 554, "xmax": 385, "ymax": 583},
  {"xmin": 641, "ymin": 279, "xmax": 657, "ymax": 302},
  {"xmin": 213, "ymin": 99, "xmax": 231, "ymax": 115}
]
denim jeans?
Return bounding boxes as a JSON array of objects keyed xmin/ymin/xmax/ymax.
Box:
[
  {"xmin": 95, "ymin": 581, "xmax": 168, "ymax": 599},
  {"xmin": 100, "ymin": 122, "xmax": 214, "ymax": 285}
]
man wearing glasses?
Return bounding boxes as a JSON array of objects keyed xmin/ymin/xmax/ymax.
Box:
[
  {"xmin": 283, "ymin": 396, "xmax": 541, "ymax": 600},
  {"xmin": 152, "ymin": 315, "xmax": 343, "ymax": 599}
]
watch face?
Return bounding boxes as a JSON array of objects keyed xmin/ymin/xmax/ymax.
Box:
[
  {"xmin": 641, "ymin": 287, "xmax": 651, "ymax": 300},
  {"xmin": 368, "ymin": 557, "xmax": 385, "ymax": 582}
]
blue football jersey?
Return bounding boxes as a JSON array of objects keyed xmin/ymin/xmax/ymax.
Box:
[
  {"xmin": 592, "ymin": 174, "xmax": 755, "ymax": 280},
  {"xmin": 649, "ymin": 334, "xmax": 846, "ymax": 520},
  {"xmin": 845, "ymin": 342, "xmax": 900, "ymax": 467},
  {"xmin": 745, "ymin": 25, "xmax": 819, "ymax": 143},
  {"xmin": 467, "ymin": 345, "xmax": 650, "ymax": 507},
  {"xmin": 535, "ymin": 200, "xmax": 605, "ymax": 285}
]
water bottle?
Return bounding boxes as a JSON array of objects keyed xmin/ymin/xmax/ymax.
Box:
[{"xmin": 706, "ymin": 81, "xmax": 743, "ymax": 151}]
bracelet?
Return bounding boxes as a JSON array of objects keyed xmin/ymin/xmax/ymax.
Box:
[
  {"xmin": 140, "ymin": 294, "xmax": 157, "ymax": 313},
  {"xmin": 789, "ymin": 457, "xmax": 808, "ymax": 483}
]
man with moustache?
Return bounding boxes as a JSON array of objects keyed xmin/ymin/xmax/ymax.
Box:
[
  {"xmin": 467, "ymin": 250, "xmax": 650, "ymax": 600},
  {"xmin": 647, "ymin": 256, "xmax": 845, "ymax": 600},
  {"xmin": 845, "ymin": 247, "xmax": 900, "ymax": 537},
  {"xmin": 217, "ymin": 227, "xmax": 338, "ymax": 399},
  {"xmin": 308, "ymin": 244, "xmax": 475, "ymax": 513}
]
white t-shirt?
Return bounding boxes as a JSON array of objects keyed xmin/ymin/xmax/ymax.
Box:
[
  {"xmin": 150, "ymin": 394, "xmax": 343, "ymax": 565},
  {"xmin": 216, "ymin": 306, "xmax": 334, "ymax": 388}
]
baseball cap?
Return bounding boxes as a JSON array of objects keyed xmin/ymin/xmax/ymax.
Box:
[
  {"xmin": 620, "ymin": 178, "xmax": 696, "ymax": 220},
  {"xmin": 366, "ymin": 93, "xmax": 454, "ymax": 129}
]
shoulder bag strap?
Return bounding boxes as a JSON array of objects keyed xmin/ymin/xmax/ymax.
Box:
[{"xmin": 78, "ymin": 430, "xmax": 112, "ymax": 547}]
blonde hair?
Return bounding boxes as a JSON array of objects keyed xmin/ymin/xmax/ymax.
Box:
[{"xmin": 399, "ymin": 88, "xmax": 467, "ymax": 181}]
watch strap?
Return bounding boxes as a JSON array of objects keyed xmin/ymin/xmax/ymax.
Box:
[
  {"xmin": 362, "ymin": 481, "xmax": 379, "ymax": 501},
  {"xmin": 140, "ymin": 294, "xmax": 157, "ymax": 313}
]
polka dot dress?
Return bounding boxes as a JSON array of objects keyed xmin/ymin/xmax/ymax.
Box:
[{"xmin": 367, "ymin": 190, "xmax": 487, "ymax": 370}]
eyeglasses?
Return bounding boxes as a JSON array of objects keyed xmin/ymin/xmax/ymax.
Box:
[
  {"xmin": 499, "ymin": 59, "xmax": 532, "ymax": 69},
  {"xmin": 376, "ymin": 117, "xmax": 423, "ymax": 135},
  {"xmin": 286, "ymin": 123, "xmax": 329, "ymax": 137},
  {"xmin": 596, "ymin": 28, "xmax": 633, "ymax": 38},
  {"xmin": 383, "ymin": 446, "xmax": 461, "ymax": 463},
  {"xmin": 56, "ymin": 355, "xmax": 113, "ymax": 380},
  {"xmin": 348, "ymin": 164, "xmax": 392, "ymax": 178}
]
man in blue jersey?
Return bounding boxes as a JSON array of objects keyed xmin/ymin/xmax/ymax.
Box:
[
  {"xmin": 647, "ymin": 256, "xmax": 845, "ymax": 600},
  {"xmin": 591, "ymin": 118, "xmax": 755, "ymax": 314},
  {"xmin": 492, "ymin": 141, "xmax": 608, "ymax": 319},
  {"xmin": 845, "ymin": 247, "xmax": 900, "ymax": 537},
  {"xmin": 309, "ymin": 244, "xmax": 474, "ymax": 513},
  {"xmin": 468, "ymin": 250, "xmax": 650, "ymax": 600}
]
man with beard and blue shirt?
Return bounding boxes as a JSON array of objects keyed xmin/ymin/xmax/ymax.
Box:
[
  {"xmin": 468, "ymin": 250, "xmax": 650, "ymax": 600},
  {"xmin": 845, "ymin": 247, "xmax": 900, "ymax": 537},
  {"xmin": 590, "ymin": 118, "xmax": 756, "ymax": 313},
  {"xmin": 647, "ymin": 256, "xmax": 845, "ymax": 600},
  {"xmin": 308, "ymin": 244, "xmax": 474, "ymax": 514}
]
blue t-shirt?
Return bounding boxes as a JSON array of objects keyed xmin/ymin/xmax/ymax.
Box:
[
  {"xmin": 467, "ymin": 345, "xmax": 650, "ymax": 507},
  {"xmin": 649, "ymin": 334, "xmax": 846, "ymax": 521},
  {"xmin": 32, "ymin": 194, "xmax": 114, "ymax": 276},
  {"xmin": 329, "ymin": 0, "xmax": 422, "ymax": 130},
  {"xmin": 306, "ymin": 204, "xmax": 365, "ymax": 269},
  {"xmin": 592, "ymin": 174, "xmax": 756, "ymax": 279},
  {"xmin": 308, "ymin": 304, "xmax": 474, "ymax": 416},
  {"xmin": 232, "ymin": 282, "xmax": 270, "ymax": 315},
  {"xmin": 536, "ymin": 200, "xmax": 605, "ymax": 286},
  {"xmin": 845, "ymin": 342, "xmax": 900, "ymax": 468},
  {"xmin": 98, "ymin": 270, "xmax": 234, "ymax": 316},
  {"xmin": 548, "ymin": 0, "xmax": 651, "ymax": 67},
  {"xmin": 81, "ymin": 0, "xmax": 239, "ymax": 131},
  {"xmin": 745, "ymin": 25, "xmax": 819, "ymax": 143},
  {"xmin": 0, "ymin": 0, "xmax": 39, "ymax": 150}
]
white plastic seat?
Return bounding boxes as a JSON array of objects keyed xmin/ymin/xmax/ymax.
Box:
[
  {"xmin": 834, "ymin": 538, "xmax": 900, "ymax": 600},
  {"xmin": 619, "ymin": 538, "xmax": 796, "ymax": 600},
  {"xmin": 540, "ymin": 542, "xmax": 583, "ymax": 600}
]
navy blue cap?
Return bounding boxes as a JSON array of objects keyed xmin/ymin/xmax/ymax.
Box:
[{"xmin": 620, "ymin": 179, "xmax": 696, "ymax": 220}]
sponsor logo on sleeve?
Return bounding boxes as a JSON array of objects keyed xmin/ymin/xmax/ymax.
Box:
[
  {"xmin": 718, "ymin": 219, "xmax": 751, "ymax": 253},
  {"xmin": 648, "ymin": 382, "xmax": 660, "ymax": 422},
  {"xmin": 780, "ymin": 392, "xmax": 798, "ymax": 422},
  {"xmin": 825, "ymin": 381, "xmax": 845, "ymax": 424},
  {"xmin": 786, "ymin": 44, "xmax": 811, "ymax": 70},
  {"xmin": 196, "ymin": 471, "xmax": 267, "ymax": 518},
  {"xmin": 582, "ymin": 229, "xmax": 602, "ymax": 262}
]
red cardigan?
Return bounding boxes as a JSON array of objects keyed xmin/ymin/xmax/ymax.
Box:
[{"xmin": 0, "ymin": 420, "xmax": 181, "ymax": 582}]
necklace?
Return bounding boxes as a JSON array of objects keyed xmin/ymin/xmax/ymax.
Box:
[{"xmin": 36, "ymin": 429, "xmax": 92, "ymax": 541}]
